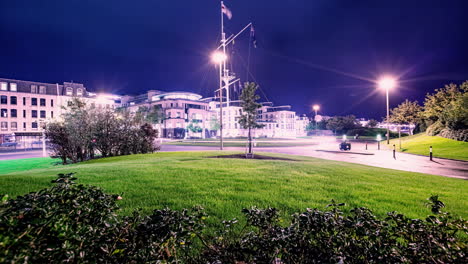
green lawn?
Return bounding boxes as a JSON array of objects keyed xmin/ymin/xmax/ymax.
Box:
[
  {"xmin": 389, "ymin": 133, "xmax": 468, "ymax": 161},
  {"xmin": 0, "ymin": 152, "xmax": 466, "ymax": 225}
]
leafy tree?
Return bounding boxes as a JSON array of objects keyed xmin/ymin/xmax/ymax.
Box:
[
  {"xmin": 209, "ymin": 115, "xmax": 220, "ymax": 131},
  {"xmin": 187, "ymin": 120, "xmax": 203, "ymax": 135},
  {"xmin": 422, "ymin": 81, "xmax": 467, "ymax": 140},
  {"xmin": 388, "ymin": 99, "xmax": 423, "ymax": 135},
  {"xmin": 366, "ymin": 119, "xmax": 378, "ymax": 128},
  {"xmin": 326, "ymin": 115, "xmax": 359, "ymax": 134},
  {"xmin": 46, "ymin": 99, "xmax": 159, "ymax": 164},
  {"xmin": 238, "ymin": 82, "xmax": 264, "ymax": 156}
]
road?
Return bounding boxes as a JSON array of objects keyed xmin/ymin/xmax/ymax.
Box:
[{"xmin": 1, "ymin": 138, "xmax": 467, "ymax": 179}]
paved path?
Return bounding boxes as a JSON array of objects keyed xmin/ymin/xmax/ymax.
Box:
[{"xmin": 1, "ymin": 140, "xmax": 467, "ymax": 179}]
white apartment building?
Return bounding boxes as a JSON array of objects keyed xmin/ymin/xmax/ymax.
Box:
[
  {"xmin": 1, "ymin": 77, "xmax": 309, "ymax": 142},
  {"xmin": 0, "ymin": 78, "xmax": 120, "ymax": 144}
]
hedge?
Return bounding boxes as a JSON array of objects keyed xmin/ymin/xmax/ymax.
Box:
[{"xmin": 1, "ymin": 173, "xmax": 466, "ymax": 263}]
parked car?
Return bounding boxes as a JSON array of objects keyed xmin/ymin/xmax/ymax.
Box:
[{"xmin": 339, "ymin": 141, "xmax": 351, "ymax": 151}]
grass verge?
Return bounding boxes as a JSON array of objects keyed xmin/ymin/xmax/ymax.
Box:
[
  {"xmin": 0, "ymin": 152, "xmax": 466, "ymax": 224},
  {"xmin": 389, "ymin": 133, "xmax": 468, "ymax": 161}
]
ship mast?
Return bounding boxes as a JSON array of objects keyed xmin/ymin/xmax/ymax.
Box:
[{"xmin": 216, "ymin": 1, "xmax": 252, "ymax": 150}]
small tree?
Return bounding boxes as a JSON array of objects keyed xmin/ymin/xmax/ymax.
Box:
[
  {"xmin": 388, "ymin": 100, "xmax": 423, "ymax": 135},
  {"xmin": 238, "ymin": 82, "xmax": 264, "ymax": 156},
  {"xmin": 187, "ymin": 120, "xmax": 203, "ymax": 137},
  {"xmin": 366, "ymin": 119, "xmax": 378, "ymax": 128},
  {"xmin": 388, "ymin": 99, "xmax": 423, "ymax": 149},
  {"xmin": 326, "ymin": 115, "xmax": 359, "ymax": 135}
]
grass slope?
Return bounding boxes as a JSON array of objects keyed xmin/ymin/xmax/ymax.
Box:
[
  {"xmin": 0, "ymin": 152, "xmax": 466, "ymax": 225},
  {"xmin": 390, "ymin": 133, "xmax": 468, "ymax": 161}
]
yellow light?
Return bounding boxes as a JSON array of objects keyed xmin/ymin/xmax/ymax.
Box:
[
  {"xmin": 313, "ymin": 105, "xmax": 320, "ymax": 111},
  {"xmin": 378, "ymin": 76, "xmax": 397, "ymax": 90},
  {"xmin": 211, "ymin": 51, "xmax": 227, "ymax": 64}
]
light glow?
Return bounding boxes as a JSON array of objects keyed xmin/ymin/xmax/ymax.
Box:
[
  {"xmin": 378, "ymin": 76, "xmax": 397, "ymax": 90},
  {"xmin": 211, "ymin": 51, "xmax": 227, "ymax": 64},
  {"xmin": 377, "ymin": 134, "xmax": 382, "ymax": 141},
  {"xmin": 313, "ymin": 105, "xmax": 320, "ymax": 111}
]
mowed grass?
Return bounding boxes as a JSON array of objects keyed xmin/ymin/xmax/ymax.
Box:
[
  {"xmin": 0, "ymin": 152, "xmax": 466, "ymax": 225},
  {"xmin": 390, "ymin": 133, "xmax": 468, "ymax": 161},
  {"xmin": 0, "ymin": 157, "xmax": 59, "ymax": 175}
]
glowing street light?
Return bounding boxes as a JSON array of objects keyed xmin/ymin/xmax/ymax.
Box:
[
  {"xmin": 378, "ymin": 76, "xmax": 397, "ymax": 144},
  {"xmin": 312, "ymin": 104, "xmax": 320, "ymax": 116},
  {"xmin": 211, "ymin": 51, "xmax": 227, "ymax": 64}
]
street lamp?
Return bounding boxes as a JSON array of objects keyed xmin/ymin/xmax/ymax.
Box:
[
  {"xmin": 378, "ymin": 76, "xmax": 397, "ymax": 144},
  {"xmin": 211, "ymin": 51, "xmax": 227, "ymax": 64},
  {"xmin": 312, "ymin": 104, "xmax": 320, "ymax": 116},
  {"xmin": 212, "ymin": 51, "xmax": 227, "ymax": 150}
]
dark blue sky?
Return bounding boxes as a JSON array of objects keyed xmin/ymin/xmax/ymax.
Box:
[{"xmin": 1, "ymin": 0, "xmax": 467, "ymax": 119}]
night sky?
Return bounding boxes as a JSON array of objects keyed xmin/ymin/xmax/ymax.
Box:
[{"xmin": 1, "ymin": 0, "xmax": 467, "ymax": 119}]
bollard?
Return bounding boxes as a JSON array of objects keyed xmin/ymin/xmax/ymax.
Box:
[
  {"xmin": 378, "ymin": 141, "xmax": 380, "ymax": 150},
  {"xmin": 430, "ymin": 146, "xmax": 433, "ymax": 161},
  {"xmin": 393, "ymin": 144, "xmax": 396, "ymax": 159}
]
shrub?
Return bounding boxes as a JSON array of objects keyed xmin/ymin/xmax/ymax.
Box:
[
  {"xmin": 426, "ymin": 121, "xmax": 445, "ymax": 136},
  {"xmin": 1, "ymin": 174, "xmax": 466, "ymax": 263},
  {"xmin": 439, "ymin": 128, "xmax": 468, "ymax": 142},
  {"xmin": 46, "ymin": 99, "xmax": 159, "ymax": 164},
  {"xmin": 346, "ymin": 128, "xmax": 405, "ymax": 139}
]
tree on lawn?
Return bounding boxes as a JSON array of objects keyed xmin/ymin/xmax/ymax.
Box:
[
  {"xmin": 238, "ymin": 82, "xmax": 264, "ymax": 156},
  {"xmin": 388, "ymin": 99, "xmax": 423, "ymax": 135},
  {"xmin": 388, "ymin": 99, "xmax": 423, "ymax": 149}
]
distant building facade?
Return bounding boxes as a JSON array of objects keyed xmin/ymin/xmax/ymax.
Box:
[
  {"xmin": 123, "ymin": 90, "xmax": 309, "ymax": 139},
  {"xmin": 1, "ymin": 77, "xmax": 309, "ymax": 143},
  {"xmin": 0, "ymin": 78, "xmax": 120, "ymax": 144}
]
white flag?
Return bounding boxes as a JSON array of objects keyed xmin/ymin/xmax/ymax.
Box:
[{"xmin": 221, "ymin": 2, "xmax": 232, "ymax": 20}]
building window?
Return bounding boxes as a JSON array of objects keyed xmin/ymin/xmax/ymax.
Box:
[
  {"xmin": 32, "ymin": 110, "xmax": 37, "ymax": 118},
  {"xmin": 1, "ymin": 109, "xmax": 7, "ymax": 117},
  {"xmin": 66, "ymin": 87, "xmax": 73, "ymax": 96},
  {"xmin": 0, "ymin": 82, "xmax": 7, "ymax": 91},
  {"xmin": 167, "ymin": 112, "xmax": 171, "ymax": 118},
  {"xmin": 177, "ymin": 112, "xmax": 181, "ymax": 118},
  {"xmin": 40, "ymin": 98, "xmax": 46, "ymax": 106},
  {"xmin": 51, "ymin": 99, "xmax": 54, "ymax": 107},
  {"xmin": 23, "ymin": 110, "xmax": 26, "ymax": 118},
  {"xmin": 31, "ymin": 85, "xmax": 38, "ymax": 93},
  {"xmin": 32, "ymin": 122, "xmax": 38, "ymax": 129},
  {"xmin": 23, "ymin": 97, "xmax": 26, "ymax": 105},
  {"xmin": 31, "ymin": 98, "xmax": 37, "ymax": 106},
  {"xmin": 0, "ymin": 95, "xmax": 6, "ymax": 104},
  {"xmin": 10, "ymin": 83, "xmax": 17, "ymax": 92},
  {"xmin": 11, "ymin": 122, "xmax": 17, "ymax": 130},
  {"xmin": 1, "ymin": 122, "xmax": 7, "ymax": 130},
  {"xmin": 77, "ymin": 88, "xmax": 83, "ymax": 96},
  {"xmin": 11, "ymin": 109, "xmax": 17, "ymax": 118},
  {"xmin": 39, "ymin": 86, "xmax": 46, "ymax": 94},
  {"xmin": 10, "ymin": 96, "xmax": 17, "ymax": 105},
  {"xmin": 23, "ymin": 122, "xmax": 26, "ymax": 129},
  {"xmin": 40, "ymin": 110, "xmax": 46, "ymax": 118},
  {"xmin": 51, "ymin": 111, "xmax": 54, "ymax": 118}
]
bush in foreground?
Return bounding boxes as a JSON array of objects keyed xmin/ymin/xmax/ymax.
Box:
[{"xmin": 1, "ymin": 174, "xmax": 466, "ymax": 263}]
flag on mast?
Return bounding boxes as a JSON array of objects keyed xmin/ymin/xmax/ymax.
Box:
[
  {"xmin": 250, "ymin": 25, "xmax": 257, "ymax": 48},
  {"xmin": 221, "ymin": 2, "xmax": 232, "ymax": 20}
]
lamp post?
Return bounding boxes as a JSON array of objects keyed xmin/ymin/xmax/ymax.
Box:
[
  {"xmin": 312, "ymin": 104, "xmax": 320, "ymax": 131},
  {"xmin": 212, "ymin": 51, "xmax": 227, "ymax": 150},
  {"xmin": 378, "ymin": 76, "xmax": 397, "ymax": 144}
]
